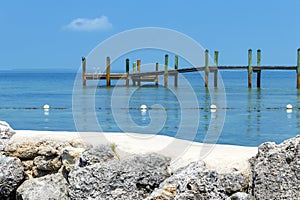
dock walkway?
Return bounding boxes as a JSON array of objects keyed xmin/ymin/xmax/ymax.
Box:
[{"xmin": 82, "ymin": 49, "xmax": 300, "ymax": 88}]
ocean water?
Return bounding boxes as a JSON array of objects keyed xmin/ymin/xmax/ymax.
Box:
[{"xmin": 0, "ymin": 70, "xmax": 299, "ymax": 146}]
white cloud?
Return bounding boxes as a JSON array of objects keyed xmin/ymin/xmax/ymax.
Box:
[{"xmin": 64, "ymin": 16, "xmax": 112, "ymax": 31}]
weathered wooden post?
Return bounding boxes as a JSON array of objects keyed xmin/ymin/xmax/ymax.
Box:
[
  {"xmin": 155, "ymin": 62, "xmax": 159, "ymax": 86},
  {"xmin": 133, "ymin": 62, "xmax": 136, "ymax": 73},
  {"xmin": 248, "ymin": 49, "xmax": 253, "ymax": 88},
  {"xmin": 164, "ymin": 54, "xmax": 168, "ymax": 87},
  {"xmin": 297, "ymin": 48, "xmax": 300, "ymax": 89},
  {"xmin": 137, "ymin": 59, "xmax": 141, "ymax": 73},
  {"xmin": 137, "ymin": 59, "xmax": 141, "ymax": 86},
  {"xmin": 126, "ymin": 58, "xmax": 130, "ymax": 87},
  {"xmin": 174, "ymin": 55, "xmax": 178, "ymax": 87},
  {"xmin": 106, "ymin": 56, "xmax": 111, "ymax": 87},
  {"xmin": 82, "ymin": 57, "xmax": 86, "ymax": 87},
  {"xmin": 257, "ymin": 49, "xmax": 261, "ymax": 88},
  {"xmin": 205, "ymin": 50, "xmax": 209, "ymax": 87},
  {"xmin": 214, "ymin": 51, "xmax": 219, "ymax": 87},
  {"xmin": 132, "ymin": 62, "xmax": 136, "ymax": 86}
]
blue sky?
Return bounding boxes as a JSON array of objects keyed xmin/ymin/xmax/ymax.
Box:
[{"xmin": 0, "ymin": 0, "xmax": 299, "ymax": 71}]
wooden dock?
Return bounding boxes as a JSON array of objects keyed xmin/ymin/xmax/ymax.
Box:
[{"xmin": 82, "ymin": 49, "xmax": 300, "ymax": 88}]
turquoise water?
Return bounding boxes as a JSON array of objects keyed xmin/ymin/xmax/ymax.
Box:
[{"xmin": 0, "ymin": 70, "xmax": 299, "ymax": 146}]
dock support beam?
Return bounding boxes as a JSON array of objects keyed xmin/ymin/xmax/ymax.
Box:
[
  {"xmin": 155, "ymin": 62, "xmax": 159, "ymax": 86},
  {"xmin": 106, "ymin": 57, "xmax": 111, "ymax": 87},
  {"xmin": 82, "ymin": 57, "xmax": 86, "ymax": 87},
  {"xmin": 133, "ymin": 62, "xmax": 137, "ymax": 73},
  {"xmin": 164, "ymin": 54, "xmax": 168, "ymax": 87},
  {"xmin": 174, "ymin": 55, "xmax": 178, "ymax": 87},
  {"xmin": 248, "ymin": 49, "xmax": 253, "ymax": 88},
  {"xmin": 214, "ymin": 51, "xmax": 219, "ymax": 87},
  {"xmin": 297, "ymin": 48, "xmax": 300, "ymax": 89},
  {"xmin": 137, "ymin": 60, "xmax": 141, "ymax": 73},
  {"xmin": 205, "ymin": 50, "xmax": 209, "ymax": 87},
  {"xmin": 137, "ymin": 59, "xmax": 141, "ymax": 86},
  {"xmin": 126, "ymin": 58, "xmax": 130, "ymax": 87},
  {"xmin": 257, "ymin": 49, "xmax": 261, "ymax": 88},
  {"xmin": 132, "ymin": 62, "xmax": 136, "ymax": 86}
]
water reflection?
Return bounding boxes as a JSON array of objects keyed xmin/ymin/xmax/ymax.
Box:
[
  {"xmin": 246, "ymin": 89, "xmax": 262, "ymax": 136},
  {"xmin": 247, "ymin": 89, "xmax": 253, "ymax": 135},
  {"xmin": 141, "ymin": 109, "xmax": 147, "ymax": 121},
  {"xmin": 203, "ymin": 89, "xmax": 210, "ymax": 132},
  {"xmin": 256, "ymin": 89, "xmax": 262, "ymax": 133},
  {"xmin": 297, "ymin": 91, "xmax": 300, "ymax": 129},
  {"xmin": 73, "ymin": 77, "xmax": 298, "ymax": 146}
]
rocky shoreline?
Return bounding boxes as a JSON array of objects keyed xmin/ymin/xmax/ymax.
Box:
[{"xmin": 0, "ymin": 121, "xmax": 299, "ymax": 199}]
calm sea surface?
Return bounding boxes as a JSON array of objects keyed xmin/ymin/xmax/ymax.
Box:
[{"xmin": 0, "ymin": 70, "xmax": 299, "ymax": 146}]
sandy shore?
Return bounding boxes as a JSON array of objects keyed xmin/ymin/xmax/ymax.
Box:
[{"xmin": 10, "ymin": 130, "xmax": 258, "ymax": 174}]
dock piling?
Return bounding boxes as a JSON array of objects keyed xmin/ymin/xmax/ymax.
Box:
[
  {"xmin": 257, "ymin": 49, "xmax": 261, "ymax": 88},
  {"xmin": 106, "ymin": 57, "xmax": 111, "ymax": 87},
  {"xmin": 205, "ymin": 50, "xmax": 209, "ymax": 87},
  {"xmin": 82, "ymin": 57, "xmax": 86, "ymax": 87},
  {"xmin": 137, "ymin": 60, "xmax": 141, "ymax": 73},
  {"xmin": 126, "ymin": 58, "xmax": 130, "ymax": 87},
  {"xmin": 132, "ymin": 62, "xmax": 136, "ymax": 86},
  {"xmin": 133, "ymin": 62, "xmax": 137, "ymax": 73},
  {"xmin": 214, "ymin": 51, "xmax": 219, "ymax": 87},
  {"xmin": 137, "ymin": 60, "xmax": 141, "ymax": 86},
  {"xmin": 155, "ymin": 62, "xmax": 159, "ymax": 86},
  {"xmin": 297, "ymin": 48, "xmax": 300, "ymax": 89},
  {"xmin": 174, "ymin": 55, "xmax": 178, "ymax": 87},
  {"xmin": 164, "ymin": 54, "xmax": 168, "ymax": 87},
  {"xmin": 248, "ymin": 49, "xmax": 253, "ymax": 88}
]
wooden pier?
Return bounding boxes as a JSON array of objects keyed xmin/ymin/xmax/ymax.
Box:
[{"xmin": 82, "ymin": 48, "xmax": 300, "ymax": 88}]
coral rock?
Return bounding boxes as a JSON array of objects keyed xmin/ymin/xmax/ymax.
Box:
[{"xmin": 0, "ymin": 154, "xmax": 24, "ymax": 199}]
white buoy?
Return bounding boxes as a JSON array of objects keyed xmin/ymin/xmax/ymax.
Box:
[
  {"xmin": 286, "ymin": 104, "xmax": 293, "ymax": 109},
  {"xmin": 140, "ymin": 105, "xmax": 147, "ymax": 110},
  {"xmin": 210, "ymin": 104, "xmax": 217, "ymax": 113},
  {"xmin": 210, "ymin": 104, "xmax": 217, "ymax": 110},
  {"xmin": 43, "ymin": 104, "xmax": 50, "ymax": 110}
]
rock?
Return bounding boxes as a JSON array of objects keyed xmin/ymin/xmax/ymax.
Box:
[
  {"xmin": 16, "ymin": 173, "xmax": 69, "ymax": 200},
  {"xmin": 0, "ymin": 121, "xmax": 15, "ymax": 139},
  {"xmin": 4, "ymin": 139, "xmax": 84, "ymax": 178},
  {"xmin": 31, "ymin": 155, "xmax": 62, "ymax": 177},
  {"xmin": 33, "ymin": 155, "xmax": 62, "ymax": 171},
  {"xmin": 79, "ymin": 144, "xmax": 117, "ymax": 167},
  {"xmin": 69, "ymin": 153, "xmax": 170, "ymax": 200},
  {"xmin": 0, "ymin": 121, "xmax": 16, "ymax": 151},
  {"xmin": 228, "ymin": 192, "xmax": 249, "ymax": 200},
  {"xmin": 4, "ymin": 140, "xmax": 64, "ymax": 160},
  {"xmin": 147, "ymin": 161, "xmax": 249, "ymax": 200},
  {"xmin": 61, "ymin": 146, "xmax": 84, "ymax": 172},
  {"xmin": 4, "ymin": 142, "xmax": 39, "ymax": 160},
  {"xmin": 220, "ymin": 173, "xmax": 248, "ymax": 195},
  {"xmin": 22, "ymin": 160, "xmax": 34, "ymax": 179},
  {"xmin": 249, "ymin": 135, "xmax": 300, "ymax": 199},
  {"xmin": 0, "ymin": 154, "xmax": 24, "ymax": 199},
  {"xmin": 0, "ymin": 139, "xmax": 9, "ymax": 152},
  {"xmin": 36, "ymin": 141, "xmax": 60, "ymax": 156}
]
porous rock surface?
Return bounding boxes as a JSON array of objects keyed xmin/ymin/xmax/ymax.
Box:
[
  {"xmin": 0, "ymin": 154, "xmax": 24, "ymax": 199},
  {"xmin": 249, "ymin": 135, "xmax": 300, "ymax": 200},
  {"xmin": 4, "ymin": 139, "xmax": 84, "ymax": 178},
  {"xmin": 146, "ymin": 161, "xmax": 248, "ymax": 200},
  {"xmin": 79, "ymin": 144, "xmax": 116, "ymax": 167},
  {"xmin": 0, "ymin": 121, "xmax": 16, "ymax": 150},
  {"xmin": 68, "ymin": 153, "xmax": 171, "ymax": 200},
  {"xmin": 16, "ymin": 173, "xmax": 68, "ymax": 200}
]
